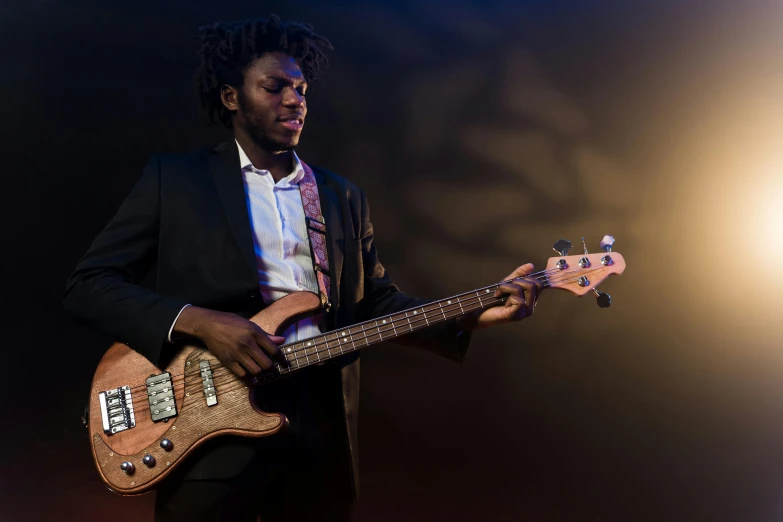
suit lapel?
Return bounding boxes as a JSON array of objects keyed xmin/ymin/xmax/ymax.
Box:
[{"xmin": 209, "ymin": 141, "xmax": 258, "ymax": 279}]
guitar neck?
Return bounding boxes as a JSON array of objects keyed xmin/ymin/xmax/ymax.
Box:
[{"xmin": 262, "ymin": 283, "xmax": 509, "ymax": 379}]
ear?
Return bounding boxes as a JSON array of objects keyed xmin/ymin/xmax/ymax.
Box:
[{"xmin": 220, "ymin": 84, "xmax": 239, "ymax": 112}]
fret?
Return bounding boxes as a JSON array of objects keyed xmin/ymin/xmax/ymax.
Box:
[
  {"xmin": 333, "ymin": 331, "xmax": 343, "ymax": 355},
  {"xmin": 437, "ymin": 301, "xmax": 447, "ymax": 321},
  {"xmin": 361, "ymin": 323, "xmax": 369, "ymax": 349},
  {"xmin": 281, "ymin": 352, "xmax": 297, "ymax": 371},
  {"xmin": 301, "ymin": 341, "xmax": 310, "ymax": 365},
  {"xmin": 394, "ymin": 312, "xmax": 410, "ymax": 335},
  {"xmin": 302, "ymin": 339, "xmax": 317, "ymax": 361},
  {"xmin": 339, "ymin": 329, "xmax": 350, "ymax": 351},
  {"xmin": 378, "ymin": 316, "xmax": 396, "ymax": 338},
  {"xmin": 334, "ymin": 332, "xmax": 343, "ymax": 356},
  {"xmin": 399, "ymin": 311, "xmax": 412, "ymax": 333},
  {"xmin": 396, "ymin": 313, "xmax": 411, "ymax": 334},
  {"xmin": 385, "ymin": 316, "xmax": 395, "ymax": 335},
  {"xmin": 364, "ymin": 325, "xmax": 383, "ymax": 346}
]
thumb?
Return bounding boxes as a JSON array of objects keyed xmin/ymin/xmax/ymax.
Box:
[
  {"xmin": 268, "ymin": 335, "xmax": 286, "ymax": 345},
  {"xmin": 507, "ymin": 263, "xmax": 535, "ymax": 279}
]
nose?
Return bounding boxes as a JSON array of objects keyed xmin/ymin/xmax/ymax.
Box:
[{"xmin": 283, "ymin": 88, "xmax": 305, "ymax": 108}]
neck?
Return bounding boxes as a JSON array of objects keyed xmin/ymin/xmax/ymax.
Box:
[
  {"xmin": 254, "ymin": 283, "xmax": 517, "ymax": 383},
  {"xmin": 234, "ymin": 131, "xmax": 294, "ymax": 183}
]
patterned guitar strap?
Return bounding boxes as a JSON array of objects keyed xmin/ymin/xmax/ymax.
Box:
[{"xmin": 298, "ymin": 161, "xmax": 332, "ymax": 313}]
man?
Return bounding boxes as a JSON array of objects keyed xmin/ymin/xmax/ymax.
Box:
[{"xmin": 64, "ymin": 15, "xmax": 543, "ymax": 522}]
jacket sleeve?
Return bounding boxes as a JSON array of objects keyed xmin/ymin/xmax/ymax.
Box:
[
  {"xmin": 63, "ymin": 157, "xmax": 188, "ymax": 366},
  {"xmin": 355, "ymin": 190, "xmax": 472, "ymax": 363}
]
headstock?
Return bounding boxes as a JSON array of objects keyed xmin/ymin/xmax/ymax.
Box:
[{"xmin": 545, "ymin": 235, "xmax": 626, "ymax": 307}]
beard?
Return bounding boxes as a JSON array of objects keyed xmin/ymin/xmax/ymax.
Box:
[{"xmin": 236, "ymin": 90, "xmax": 297, "ymax": 152}]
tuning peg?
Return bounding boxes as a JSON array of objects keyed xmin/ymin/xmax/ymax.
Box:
[
  {"xmin": 599, "ymin": 235, "xmax": 615, "ymax": 252},
  {"xmin": 552, "ymin": 239, "xmax": 572, "ymax": 256},
  {"xmin": 592, "ymin": 288, "xmax": 612, "ymax": 308}
]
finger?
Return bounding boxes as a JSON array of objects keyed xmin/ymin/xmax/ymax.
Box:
[
  {"xmin": 495, "ymin": 282, "xmax": 525, "ymax": 306},
  {"xmin": 498, "ymin": 279, "xmax": 539, "ymax": 318},
  {"xmin": 244, "ymin": 344, "xmax": 273, "ymax": 372},
  {"xmin": 531, "ymin": 275, "xmax": 545, "ymax": 309},
  {"xmin": 494, "ymin": 283, "xmax": 528, "ymax": 322},
  {"xmin": 524, "ymin": 281, "xmax": 537, "ymax": 316},
  {"xmin": 238, "ymin": 349, "xmax": 264, "ymax": 374},
  {"xmin": 502, "ymin": 263, "xmax": 535, "ymax": 281},
  {"xmin": 516, "ymin": 278, "xmax": 539, "ymax": 317},
  {"xmin": 254, "ymin": 330, "xmax": 281, "ymax": 358},
  {"xmin": 228, "ymin": 361, "xmax": 247, "ymax": 379}
]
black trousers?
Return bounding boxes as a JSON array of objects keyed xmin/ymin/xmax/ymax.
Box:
[
  {"xmin": 153, "ymin": 443, "xmax": 354, "ymax": 522},
  {"xmin": 154, "ymin": 366, "xmax": 354, "ymax": 522}
]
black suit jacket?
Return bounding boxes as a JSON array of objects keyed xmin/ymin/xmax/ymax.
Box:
[{"xmin": 64, "ymin": 141, "xmax": 471, "ymax": 496}]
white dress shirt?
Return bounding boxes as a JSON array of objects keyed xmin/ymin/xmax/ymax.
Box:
[{"xmin": 168, "ymin": 141, "xmax": 322, "ymax": 344}]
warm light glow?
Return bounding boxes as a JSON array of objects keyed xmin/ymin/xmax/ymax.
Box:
[
  {"xmin": 741, "ymin": 168, "xmax": 783, "ymax": 258},
  {"xmin": 757, "ymin": 183, "xmax": 783, "ymax": 256}
]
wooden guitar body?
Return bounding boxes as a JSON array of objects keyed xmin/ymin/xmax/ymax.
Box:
[{"xmin": 88, "ymin": 292, "xmax": 322, "ymax": 495}]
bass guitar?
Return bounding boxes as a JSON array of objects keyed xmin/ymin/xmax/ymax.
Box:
[{"xmin": 86, "ymin": 236, "xmax": 625, "ymax": 494}]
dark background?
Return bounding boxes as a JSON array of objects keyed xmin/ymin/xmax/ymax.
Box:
[{"xmin": 2, "ymin": 0, "xmax": 783, "ymax": 520}]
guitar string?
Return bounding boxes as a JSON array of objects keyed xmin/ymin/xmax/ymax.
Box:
[
  {"xmin": 203, "ymin": 263, "xmax": 609, "ymax": 403},
  {"xmin": 108, "ymin": 263, "xmax": 608, "ymax": 405},
  {"xmin": 113, "ymin": 265, "xmax": 565, "ymax": 399},
  {"xmin": 105, "ymin": 263, "xmax": 615, "ymax": 423},
  {"xmin": 110, "ymin": 260, "xmax": 601, "ymax": 402},
  {"xmin": 112, "ymin": 285, "xmax": 526, "ymax": 423},
  {"xmin": 110, "ymin": 267, "xmax": 556, "ymax": 397},
  {"xmin": 104, "ymin": 290, "xmax": 507, "ymax": 422},
  {"xmin": 108, "ymin": 268, "xmax": 613, "ymax": 425},
  {"xmin": 181, "ymin": 290, "xmax": 509, "ymax": 408},
  {"xmin": 143, "ymin": 266, "xmax": 602, "ymax": 419}
]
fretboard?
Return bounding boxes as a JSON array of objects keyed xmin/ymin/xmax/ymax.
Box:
[{"xmin": 261, "ymin": 284, "xmax": 508, "ymax": 380}]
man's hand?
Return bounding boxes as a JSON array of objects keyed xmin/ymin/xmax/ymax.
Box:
[
  {"xmin": 456, "ymin": 263, "xmax": 545, "ymax": 331},
  {"xmin": 172, "ymin": 306, "xmax": 285, "ymax": 378}
]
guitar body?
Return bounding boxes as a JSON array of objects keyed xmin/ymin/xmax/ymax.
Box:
[{"xmin": 88, "ymin": 291, "xmax": 322, "ymax": 495}]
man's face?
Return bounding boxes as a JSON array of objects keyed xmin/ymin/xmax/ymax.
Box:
[{"xmin": 228, "ymin": 51, "xmax": 308, "ymax": 151}]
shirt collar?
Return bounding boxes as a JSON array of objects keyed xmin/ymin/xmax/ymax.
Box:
[{"xmin": 235, "ymin": 139, "xmax": 305, "ymax": 186}]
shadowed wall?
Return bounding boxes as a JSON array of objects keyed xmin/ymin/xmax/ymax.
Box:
[{"xmin": 2, "ymin": 1, "xmax": 782, "ymax": 521}]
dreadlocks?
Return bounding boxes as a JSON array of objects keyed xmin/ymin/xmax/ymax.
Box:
[{"xmin": 194, "ymin": 15, "xmax": 333, "ymax": 127}]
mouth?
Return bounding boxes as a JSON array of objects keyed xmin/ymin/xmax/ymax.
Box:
[{"xmin": 278, "ymin": 115, "xmax": 304, "ymax": 132}]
